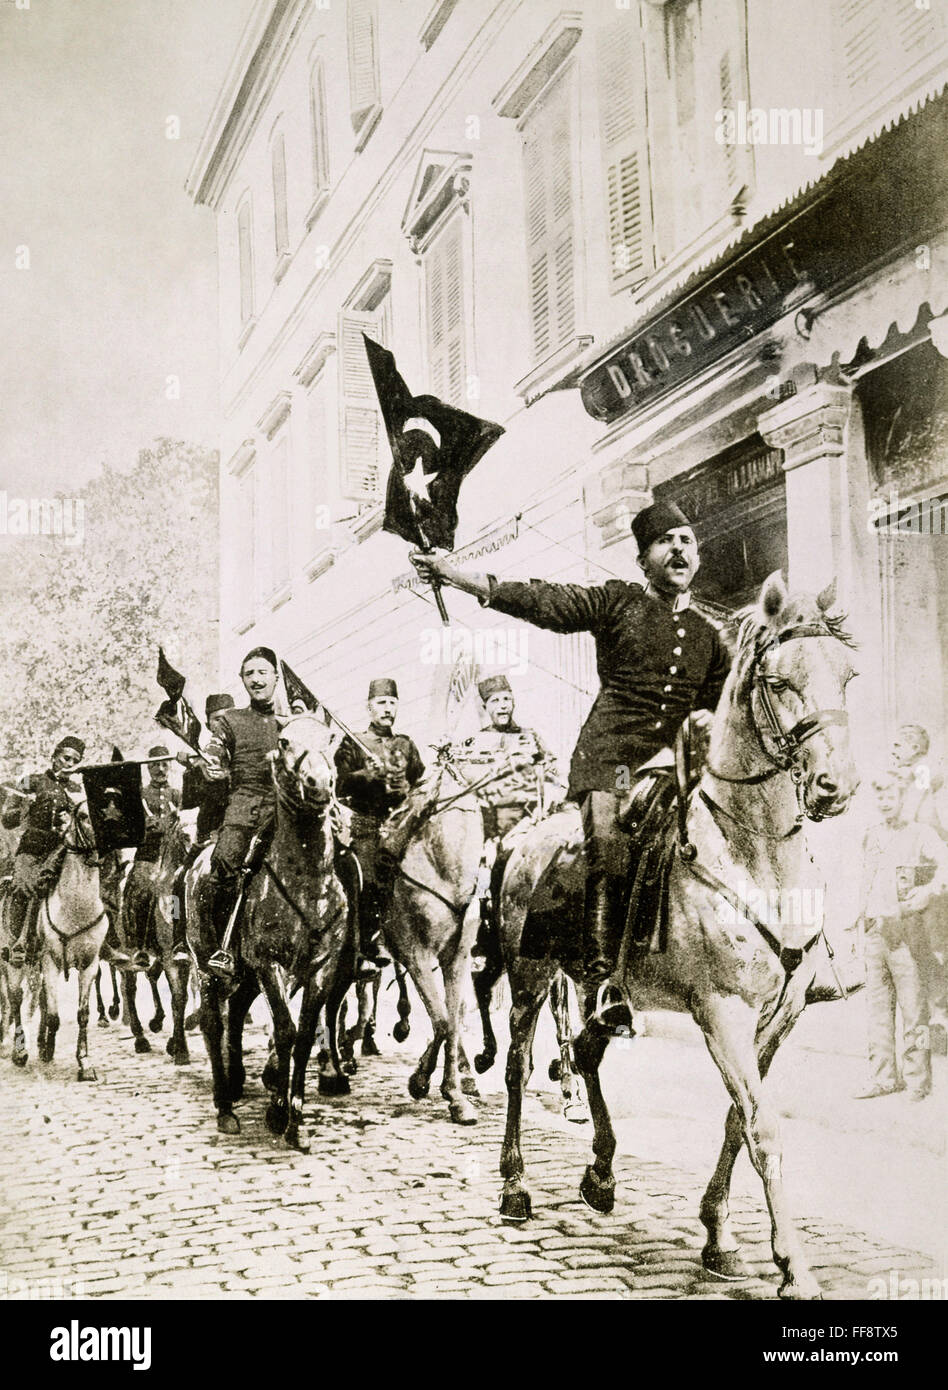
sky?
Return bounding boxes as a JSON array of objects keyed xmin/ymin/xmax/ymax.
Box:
[{"xmin": 0, "ymin": 0, "xmax": 257, "ymax": 497}]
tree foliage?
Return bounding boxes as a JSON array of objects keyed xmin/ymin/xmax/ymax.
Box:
[{"xmin": 0, "ymin": 439, "xmax": 218, "ymax": 781}]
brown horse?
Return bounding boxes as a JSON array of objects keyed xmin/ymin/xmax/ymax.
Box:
[
  {"xmin": 184, "ymin": 714, "xmax": 354, "ymax": 1149},
  {"xmin": 497, "ymin": 574, "xmax": 859, "ymax": 1300},
  {"xmin": 0, "ymin": 800, "xmax": 109, "ymax": 1080}
]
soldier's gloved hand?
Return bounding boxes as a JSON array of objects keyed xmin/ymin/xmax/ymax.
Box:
[{"xmin": 175, "ymin": 751, "xmax": 192, "ymax": 767}]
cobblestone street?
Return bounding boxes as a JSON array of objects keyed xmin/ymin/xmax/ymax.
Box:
[{"xmin": 0, "ymin": 977, "xmax": 941, "ymax": 1301}]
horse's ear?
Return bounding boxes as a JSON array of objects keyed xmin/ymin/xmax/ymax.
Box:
[
  {"xmin": 759, "ymin": 570, "xmax": 788, "ymax": 622},
  {"xmin": 817, "ymin": 578, "xmax": 837, "ymax": 612},
  {"xmin": 275, "ymin": 714, "xmax": 290, "ymax": 731}
]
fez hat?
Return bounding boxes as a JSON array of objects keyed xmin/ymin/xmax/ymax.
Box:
[
  {"xmin": 368, "ymin": 677, "xmax": 398, "ymax": 700},
  {"xmin": 241, "ymin": 645, "xmax": 278, "ymax": 671},
  {"xmin": 478, "ymin": 674, "xmax": 513, "ymax": 701},
  {"xmin": 205, "ymin": 693, "xmax": 235, "ymax": 721},
  {"xmin": 54, "ymin": 736, "xmax": 85, "ymax": 758},
  {"xmin": 631, "ymin": 500, "xmax": 693, "ymax": 554},
  {"xmin": 148, "ymin": 745, "xmax": 170, "ymax": 759}
]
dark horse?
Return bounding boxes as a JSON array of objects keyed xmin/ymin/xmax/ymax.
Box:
[
  {"xmin": 497, "ymin": 575, "xmax": 859, "ymax": 1300},
  {"xmin": 184, "ymin": 714, "xmax": 355, "ymax": 1150}
]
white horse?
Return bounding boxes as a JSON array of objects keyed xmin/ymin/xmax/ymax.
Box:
[{"xmin": 497, "ymin": 574, "xmax": 859, "ymax": 1300}]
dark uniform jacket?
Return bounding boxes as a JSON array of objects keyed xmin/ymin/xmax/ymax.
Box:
[
  {"xmin": 134, "ymin": 781, "xmax": 181, "ymax": 863},
  {"xmin": 203, "ymin": 704, "xmax": 279, "ymax": 830},
  {"xmin": 1, "ymin": 771, "xmax": 73, "ymax": 859},
  {"xmin": 182, "ymin": 757, "xmax": 230, "ymax": 841},
  {"xmin": 335, "ymin": 725, "xmax": 425, "ymax": 823},
  {"xmin": 485, "ymin": 578, "xmax": 731, "ymax": 800}
]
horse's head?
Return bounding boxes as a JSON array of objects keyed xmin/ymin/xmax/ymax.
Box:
[
  {"xmin": 271, "ymin": 714, "xmax": 336, "ymax": 810},
  {"xmin": 732, "ymin": 572, "xmax": 860, "ymax": 821},
  {"xmin": 62, "ymin": 798, "xmax": 99, "ymax": 857}
]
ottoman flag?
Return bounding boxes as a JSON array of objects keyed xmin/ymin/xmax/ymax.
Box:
[
  {"xmin": 363, "ymin": 335, "xmax": 504, "ymax": 620},
  {"xmin": 280, "ymin": 659, "xmax": 330, "ymax": 724},
  {"xmin": 154, "ymin": 646, "xmax": 202, "ymax": 753},
  {"xmin": 82, "ymin": 760, "xmax": 146, "ymax": 853}
]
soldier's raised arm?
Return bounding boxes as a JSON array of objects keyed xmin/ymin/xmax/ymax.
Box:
[{"xmin": 410, "ymin": 552, "xmax": 618, "ymax": 635}]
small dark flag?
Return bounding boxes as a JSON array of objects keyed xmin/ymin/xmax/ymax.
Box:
[
  {"xmin": 82, "ymin": 762, "xmax": 146, "ymax": 853},
  {"xmin": 363, "ymin": 336, "xmax": 504, "ymax": 552},
  {"xmin": 111, "ymin": 746, "xmax": 124, "ymax": 763},
  {"xmin": 157, "ymin": 648, "xmax": 186, "ymax": 702},
  {"xmin": 281, "ymin": 660, "xmax": 331, "ymax": 725}
]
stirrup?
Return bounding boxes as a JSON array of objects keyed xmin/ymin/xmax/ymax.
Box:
[
  {"xmin": 171, "ymin": 945, "xmax": 191, "ymax": 966},
  {"xmin": 206, "ymin": 949, "xmax": 237, "ymax": 980},
  {"xmin": 587, "ymin": 984, "xmax": 635, "ymax": 1037}
]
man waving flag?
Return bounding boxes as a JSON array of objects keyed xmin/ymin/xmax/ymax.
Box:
[
  {"xmin": 363, "ymin": 335, "xmax": 504, "ymax": 555},
  {"xmin": 154, "ymin": 647, "xmax": 202, "ymax": 754}
]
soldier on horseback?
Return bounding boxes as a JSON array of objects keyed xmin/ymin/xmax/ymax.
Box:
[
  {"xmin": 120, "ymin": 745, "xmax": 181, "ymax": 967},
  {"xmin": 196, "ymin": 649, "xmax": 281, "ymax": 980},
  {"xmin": 411, "ymin": 499, "xmax": 731, "ymax": 1034},
  {"xmin": 462, "ymin": 674, "xmax": 564, "ymax": 973},
  {"xmin": 334, "ymin": 677, "xmax": 425, "ymax": 978}
]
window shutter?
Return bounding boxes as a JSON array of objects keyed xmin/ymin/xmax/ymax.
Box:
[
  {"xmin": 237, "ymin": 202, "xmax": 254, "ymax": 325},
  {"xmin": 311, "ymin": 60, "xmax": 330, "ymax": 191},
  {"xmin": 718, "ymin": 48, "xmax": 739, "ymax": 196},
  {"xmin": 894, "ymin": 0, "xmax": 946, "ymax": 56},
  {"xmin": 522, "ymin": 73, "xmax": 576, "ymax": 362},
  {"xmin": 838, "ymin": 0, "xmax": 886, "ymax": 96},
  {"xmin": 347, "ymin": 0, "xmax": 380, "ymax": 132},
  {"xmin": 426, "ymin": 221, "xmax": 465, "ymax": 406},
  {"xmin": 597, "ymin": 19, "xmax": 653, "ymax": 289},
  {"xmin": 272, "ymin": 134, "xmax": 289, "ymax": 256},
  {"xmin": 339, "ymin": 308, "xmax": 385, "ymax": 501}
]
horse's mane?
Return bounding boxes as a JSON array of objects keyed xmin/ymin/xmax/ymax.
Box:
[{"xmin": 729, "ymin": 596, "xmax": 856, "ymax": 702}]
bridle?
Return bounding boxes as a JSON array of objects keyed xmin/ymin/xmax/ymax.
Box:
[
  {"xmin": 707, "ymin": 622, "xmax": 850, "ymax": 795},
  {"xmin": 62, "ymin": 802, "xmax": 103, "ymax": 864}
]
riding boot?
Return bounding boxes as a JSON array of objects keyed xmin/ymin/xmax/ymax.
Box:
[
  {"xmin": 206, "ymin": 878, "xmax": 239, "ymax": 980},
  {"xmin": 100, "ymin": 914, "xmax": 133, "ymax": 971},
  {"xmin": 5, "ymin": 889, "xmax": 30, "ymax": 967},
  {"xmin": 356, "ymin": 886, "xmax": 389, "ymax": 978},
  {"xmin": 582, "ymin": 873, "xmax": 634, "ymax": 1036}
]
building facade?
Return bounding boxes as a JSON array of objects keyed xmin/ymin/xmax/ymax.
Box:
[{"xmin": 187, "ymin": 0, "xmax": 948, "ymax": 924}]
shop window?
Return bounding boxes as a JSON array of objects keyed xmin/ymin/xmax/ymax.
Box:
[
  {"xmin": 521, "ymin": 70, "xmax": 576, "ymax": 362},
  {"xmin": 596, "ymin": 15, "xmax": 653, "ymax": 290}
]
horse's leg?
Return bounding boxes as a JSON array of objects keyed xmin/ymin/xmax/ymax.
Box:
[
  {"xmin": 200, "ymin": 980, "xmax": 238, "ymax": 1135},
  {"xmin": 699, "ymin": 995, "xmax": 805, "ymax": 1283},
  {"xmin": 10, "ymin": 967, "xmax": 28, "ymax": 1066},
  {"xmin": 122, "ymin": 971, "xmax": 150, "ymax": 1055},
  {"xmin": 285, "ymin": 975, "xmax": 328, "ymax": 1152},
  {"xmin": 108, "ymin": 964, "xmax": 120, "ymax": 1019},
  {"xmin": 441, "ymin": 944, "xmax": 477, "ymax": 1125},
  {"xmin": 472, "ymin": 952, "xmax": 503, "ymax": 1075},
  {"xmin": 549, "ymin": 970, "xmax": 587, "ymax": 1124},
  {"xmin": 148, "ymin": 963, "xmax": 164, "ymax": 1033},
  {"xmin": 499, "ymin": 959, "xmax": 554, "ymax": 1219},
  {"xmin": 225, "ymin": 974, "xmax": 258, "ymax": 1103},
  {"xmin": 573, "ymin": 1006, "xmax": 618, "ymax": 1215},
  {"xmin": 361, "ymin": 976, "xmax": 381, "ymax": 1056},
  {"xmin": 38, "ymin": 955, "xmax": 60, "ymax": 1065},
  {"xmin": 165, "ymin": 960, "xmax": 191, "ymax": 1066},
  {"xmin": 76, "ymin": 962, "xmax": 98, "ymax": 1082},
  {"xmin": 258, "ymin": 968, "xmax": 295, "ymax": 1136},
  {"xmin": 402, "ymin": 946, "xmax": 447, "ymax": 1103},
  {"xmin": 695, "ymin": 990, "xmax": 820, "ymax": 1301},
  {"xmin": 94, "ymin": 965, "xmax": 108, "ymax": 1028},
  {"xmin": 392, "ymin": 960, "xmax": 411, "ymax": 1043},
  {"xmin": 318, "ymin": 966, "xmax": 353, "ymax": 1096}
]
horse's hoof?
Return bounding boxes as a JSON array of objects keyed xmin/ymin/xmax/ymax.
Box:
[
  {"xmin": 134, "ymin": 1037, "xmax": 151, "ymax": 1054},
  {"xmin": 342, "ymin": 1058, "xmax": 358, "ymax": 1076},
  {"xmin": 563, "ymin": 1097, "xmax": 589, "ymax": 1125},
  {"xmin": 38, "ymin": 1046, "xmax": 54, "ymax": 1065},
  {"xmin": 548, "ymin": 1058, "xmax": 561, "ymax": 1082},
  {"xmin": 217, "ymin": 1112, "xmax": 240, "ymax": 1135},
  {"xmin": 148, "ymin": 1016, "xmax": 163, "ymax": 1034},
  {"xmin": 265, "ymin": 1101, "xmax": 288, "ymax": 1136},
  {"xmin": 473, "ymin": 1052, "xmax": 494, "ymax": 1075},
  {"xmin": 702, "ymin": 1246, "xmax": 749, "ymax": 1281},
  {"xmin": 499, "ymin": 1190, "xmax": 531, "ymax": 1223},
  {"xmin": 317, "ymin": 1073, "xmax": 350, "ymax": 1097},
  {"xmin": 108, "ymin": 1003, "xmax": 120, "ymax": 1020},
  {"xmin": 407, "ymin": 1073, "xmax": 429, "ymax": 1101},
  {"xmin": 460, "ymin": 1075, "xmax": 479, "ymax": 1097},
  {"xmin": 779, "ymin": 1278, "xmax": 823, "ymax": 1302},
  {"xmin": 284, "ymin": 1126, "xmax": 311, "ymax": 1154},
  {"xmin": 77, "ymin": 1065, "xmax": 98, "ymax": 1083},
  {"xmin": 360, "ymin": 1032, "xmax": 381, "ymax": 1058},
  {"xmin": 392, "ymin": 1019, "xmax": 410, "ymax": 1044},
  {"xmin": 449, "ymin": 1099, "xmax": 477, "ymax": 1126},
  {"xmin": 12, "ymin": 1052, "xmax": 28, "ymax": 1068},
  {"xmin": 172, "ymin": 1052, "xmax": 190, "ymax": 1067},
  {"xmin": 579, "ymin": 1165, "xmax": 615, "ymax": 1215},
  {"xmin": 97, "ymin": 1017, "xmax": 110, "ymax": 1030}
]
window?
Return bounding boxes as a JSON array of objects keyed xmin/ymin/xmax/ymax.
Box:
[
  {"xmin": 237, "ymin": 199, "xmax": 254, "ymax": 326},
  {"xmin": 307, "ymin": 373, "xmax": 330, "ymax": 555},
  {"xmin": 836, "ymin": 0, "xmax": 947, "ymax": 103},
  {"xmin": 597, "ymin": 17, "xmax": 653, "ymax": 290},
  {"xmin": 425, "ymin": 220, "xmax": 465, "ymax": 405},
  {"xmin": 339, "ymin": 292, "xmax": 390, "ymax": 501},
  {"xmin": 235, "ymin": 464, "xmax": 256, "ymax": 627},
  {"xmin": 347, "ymin": 0, "xmax": 381, "ymax": 147},
  {"xmin": 310, "ymin": 59, "xmax": 330, "ymax": 195},
  {"xmin": 269, "ymin": 434, "xmax": 292, "ymax": 591},
  {"xmin": 521, "ymin": 71, "xmax": 576, "ymax": 362},
  {"xmin": 271, "ymin": 131, "xmax": 289, "ymax": 261}
]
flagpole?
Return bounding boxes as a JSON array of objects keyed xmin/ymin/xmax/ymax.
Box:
[
  {"xmin": 389, "ymin": 463, "xmax": 450, "ymax": 625},
  {"xmin": 279, "ymin": 662, "xmax": 382, "ymax": 764},
  {"xmin": 74, "ymin": 754, "xmax": 182, "ymax": 775}
]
